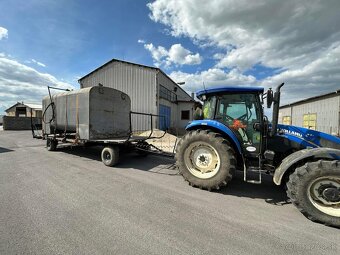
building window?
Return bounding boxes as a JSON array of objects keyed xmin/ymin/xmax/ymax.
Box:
[
  {"xmin": 181, "ymin": 110, "xmax": 190, "ymax": 120},
  {"xmin": 303, "ymin": 113, "xmax": 317, "ymax": 130},
  {"xmin": 16, "ymin": 107, "xmax": 26, "ymax": 117},
  {"xmin": 159, "ymin": 85, "xmax": 177, "ymax": 103},
  {"xmin": 282, "ymin": 116, "xmax": 291, "ymax": 125}
]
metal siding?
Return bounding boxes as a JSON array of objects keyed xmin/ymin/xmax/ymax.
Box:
[
  {"xmin": 290, "ymin": 94, "xmax": 339, "ymax": 135},
  {"xmin": 79, "ymin": 61, "xmax": 157, "ymax": 132},
  {"xmin": 278, "ymin": 107, "xmax": 292, "ymax": 124},
  {"xmin": 80, "ymin": 61, "xmax": 157, "ymax": 114}
]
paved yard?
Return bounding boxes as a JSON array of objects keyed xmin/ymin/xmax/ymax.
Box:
[{"xmin": 0, "ymin": 131, "xmax": 339, "ymax": 254}]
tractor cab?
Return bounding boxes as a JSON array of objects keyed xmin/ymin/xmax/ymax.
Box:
[{"xmin": 195, "ymin": 86, "xmax": 265, "ymax": 159}]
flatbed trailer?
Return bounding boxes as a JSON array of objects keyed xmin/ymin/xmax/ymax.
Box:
[
  {"xmin": 34, "ymin": 85, "xmax": 176, "ymax": 166},
  {"xmin": 42, "ymin": 111, "xmax": 175, "ymax": 166}
]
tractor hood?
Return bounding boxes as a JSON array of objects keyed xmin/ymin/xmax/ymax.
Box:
[{"xmin": 277, "ymin": 124, "xmax": 340, "ymax": 149}]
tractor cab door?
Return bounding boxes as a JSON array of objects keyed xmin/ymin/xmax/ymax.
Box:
[{"xmin": 215, "ymin": 93, "xmax": 262, "ymax": 155}]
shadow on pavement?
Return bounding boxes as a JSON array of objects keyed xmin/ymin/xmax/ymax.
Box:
[
  {"xmin": 0, "ymin": 147, "xmax": 14, "ymax": 153},
  {"xmin": 218, "ymin": 172, "xmax": 290, "ymax": 206},
  {"xmin": 59, "ymin": 145, "xmax": 178, "ymax": 174},
  {"xmin": 59, "ymin": 145, "xmax": 289, "ymax": 205}
]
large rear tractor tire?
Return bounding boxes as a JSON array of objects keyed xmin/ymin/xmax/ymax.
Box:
[
  {"xmin": 287, "ymin": 160, "xmax": 340, "ymax": 227},
  {"xmin": 175, "ymin": 130, "xmax": 236, "ymax": 190}
]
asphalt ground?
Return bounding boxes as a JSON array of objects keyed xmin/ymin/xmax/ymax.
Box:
[{"xmin": 0, "ymin": 130, "xmax": 339, "ymax": 254}]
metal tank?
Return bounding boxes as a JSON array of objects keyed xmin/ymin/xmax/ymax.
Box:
[{"xmin": 42, "ymin": 86, "xmax": 131, "ymax": 140}]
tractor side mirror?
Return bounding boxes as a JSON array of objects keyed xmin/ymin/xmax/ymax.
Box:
[{"xmin": 267, "ymin": 88, "xmax": 273, "ymax": 108}]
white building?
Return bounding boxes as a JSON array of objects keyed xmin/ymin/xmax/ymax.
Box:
[
  {"xmin": 279, "ymin": 90, "xmax": 340, "ymax": 136},
  {"xmin": 78, "ymin": 58, "xmax": 196, "ymax": 134}
]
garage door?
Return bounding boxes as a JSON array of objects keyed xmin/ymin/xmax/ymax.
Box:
[{"xmin": 159, "ymin": 104, "xmax": 171, "ymax": 130}]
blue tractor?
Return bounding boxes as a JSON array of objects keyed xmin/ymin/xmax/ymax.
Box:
[{"xmin": 176, "ymin": 83, "xmax": 340, "ymax": 227}]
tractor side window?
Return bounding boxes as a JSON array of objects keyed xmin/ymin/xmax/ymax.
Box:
[{"xmin": 203, "ymin": 96, "xmax": 216, "ymax": 119}]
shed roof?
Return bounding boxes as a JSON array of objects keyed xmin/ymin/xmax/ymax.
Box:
[
  {"xmin": 5, "ymin": 102, "xmax": 42, "ymax": 112},
  {"xmin": 280, "ymin": 89, "xmax": 340, "ymax": 109},
  {"xmin": 78, "ymin": 58, "xmax": 159, "ymax": 82},
  {"xmin": 78, "ymin": 58, "xmax": 193, "ymax": 102},
  {"xmin": 25, "ymin": 103, "xmax": 42, "ymax": 110}
]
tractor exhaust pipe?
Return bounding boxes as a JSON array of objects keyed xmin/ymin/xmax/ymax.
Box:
[{"xmin": 270, "ymin": 83, "xmax": 284, "ymax": 137}]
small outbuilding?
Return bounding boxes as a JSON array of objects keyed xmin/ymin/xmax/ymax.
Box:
[
  {"xmin": 78, "ymin": 58, "xmax": 196, "ymax": 134},
  {"xmin": 279, "ymin": 90, "xmax": 340, "ymax": 136},
  {"xmin": 3, "ymin": 102, "xmax": 42, "ymax": 130},
  {"xmin": 5, "ymin": 102, "xmax": 42, "ymax": 118}
]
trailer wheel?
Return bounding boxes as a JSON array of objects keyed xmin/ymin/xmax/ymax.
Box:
[
  {"xmin": 286, "ymin": 160, "xmax": 340, "ymax": 227},
  {"xmin": 176, "ymin": 130, "xmax": 236, "ymax": 190},
  {"xmin": 101, "ymin": 146, "xmax": 119, "ymax": 167},
  {"xmin": 47, "ymin": 139, "xmax": 58, "ymax": 151}
]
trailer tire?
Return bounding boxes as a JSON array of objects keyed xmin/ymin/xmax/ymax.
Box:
[
  {"xmin": 47, "ymin": 139, "xmax": 58, "ymax": 151},
  {"xmin": 176, "ymin": 130, "xmax": 236, "ymax": 190},
  {"xmin": 286, "ymin": 160, "xmax": 340, "ymax": 228},
  {"xmin": 101, "ymin": 146, "xmax": 119, "ymax": 167}
]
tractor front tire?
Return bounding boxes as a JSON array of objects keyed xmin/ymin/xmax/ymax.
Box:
[
  {"xmin": 287, "ymin": 160, "xmax": 340, "ymax": 227},
  {"xmin": 176, "ymin": 130, "xmax": 236, "ymax": 190}
]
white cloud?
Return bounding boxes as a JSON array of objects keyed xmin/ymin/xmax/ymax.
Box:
[
  {"xmin": 148, "ymin": 0, "xmax": 340, "ymax": 101},
  {"xmin": 0, "ymin": 26, "xmax": 8, "ymax": 40},
  {"xmin": 137, "ymin": 39, "xmax": 145, "ymax": 44},
  {"xmin": 31, "ymin": 59, "xmax": 46, "ymax": 67},
  {"xmin": 147, "ymin": 0, "xmax": 340, "ymax": 70},
  {"xmin": 261, "ymin": 44, "xmax": 340, "ymax": 104},
  {"xmin": 170, "ymin": 68, "xmax": 256, "ymax": 93},
  {"xmin": 144, "ymin": 43, "xmax": 202, "ymax": 67},
  {"xmin": 168, "ymin": 44, "xmax": 202, "ymax": 65},
  {"xmin": 144, "ymin": 43, "xmax": 168, "ymax": 67},
  {"xmin": 0, "ymin": 55, "xmax": 73, "ymax": 113}
]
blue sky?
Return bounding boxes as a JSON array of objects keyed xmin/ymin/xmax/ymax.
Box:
[{"xmin": 1, "ymin": 0, "xmax": 340, "ymax": 114}]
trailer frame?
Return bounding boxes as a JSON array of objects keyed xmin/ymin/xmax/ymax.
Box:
[{"xmin": 41, "ymin": 111, "xmax": 175, "ymax": 165}]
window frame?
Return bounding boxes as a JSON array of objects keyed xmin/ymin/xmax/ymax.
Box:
[
  {"xmin": 282, "ymin": 116, "xmax": 291, "ymax": 125},
  {"xmin": 181, "ymin": 110, "xmax": 190, "ymax": 120},
  {"xmin": 303, "ymin": 113, "xmax": 317, "ymax": 130}
]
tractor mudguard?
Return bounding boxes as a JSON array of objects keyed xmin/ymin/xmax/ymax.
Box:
[
  {"xmin": 186, "ymin": 120, "xmax": 242, "ymax": 154},
  {"xmin": 273, "ymin": 148, "xmax": 340, "ymax": 185}
]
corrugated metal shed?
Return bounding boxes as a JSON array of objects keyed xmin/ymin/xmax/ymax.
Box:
[
  {"xmin": 279, "ymin": 90, "xmax": 340, "ymax": 135},
  {"xmin": 79, "ymin": 60, "xmax": 157, "ymax": 114},
  {"xmin": 78, "ymin": 58, "xmax": 195, "ymax": 133}
]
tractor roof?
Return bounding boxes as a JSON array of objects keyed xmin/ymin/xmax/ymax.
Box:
[{"xmin": 196, "ymin": 86, "xmax": 264, "ymax": 97}]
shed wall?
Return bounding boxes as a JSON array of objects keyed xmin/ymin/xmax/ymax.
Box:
[
  {"xmin": 279, "ymin": 94, "xmax": 340, "ymax": 135},
  {"xmin": 79, "ymin": 61, "xmax": 157, "ymax": 115},
  {"xmin": 157, "ymin": 72, "xmax": 194, "ymax": 133}
]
